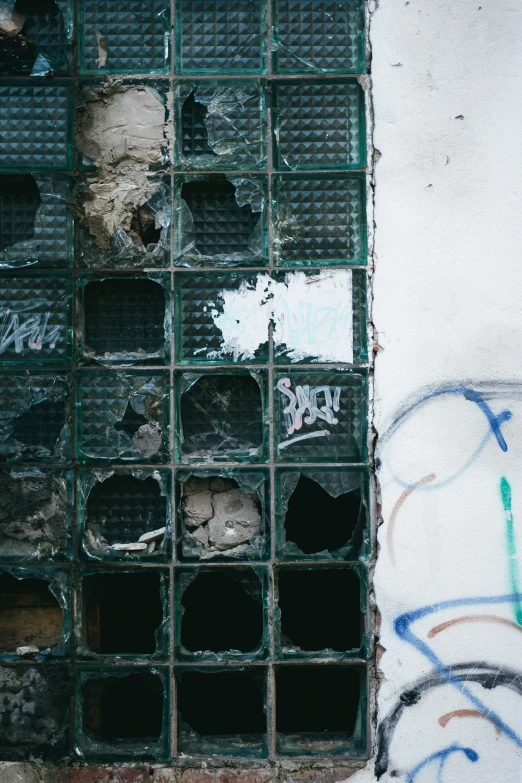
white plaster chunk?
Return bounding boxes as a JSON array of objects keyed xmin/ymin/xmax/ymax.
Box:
[
  {"xmin": 109, "ymin": 542, "xmax": 147, "ymax": 552},
  {"xmin": 15, "ymin": 646, "xmax": 39, "ymax": 656},
  {"xmin": 0, "ymin": 8, "xmax": 25, "ymax": 36},
  {"xmin": 139, "ymin": 526, "xmax": 166, "ymax": 543}
]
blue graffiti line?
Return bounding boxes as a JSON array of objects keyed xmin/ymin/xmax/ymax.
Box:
[
  {"xmin": 406, "ymin": 743, "xmax": 478, "ymax": 783},
  {"xmin": 395, "ymin": 594, "xmax": 522, "ymax": 747}
]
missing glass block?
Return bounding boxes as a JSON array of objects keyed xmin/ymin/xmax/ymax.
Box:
[
  {"xmin": 0, "ymin": 174, "xmax": 39, "ymax": 250},
  {"xmin": 177, "ymin": 669, "xmax": 267, "ymax": 757},
  {"xmin": 0, "ymin": 0, "xmax": 71, "ymax": 76}
]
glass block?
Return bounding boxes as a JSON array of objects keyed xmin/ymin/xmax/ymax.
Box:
[
  {"xmin": 176, "ymin": 0, "xmax": 267, "ymax": 74},
  {"xmin": 0, "ymin": 467, "xmax": 72, "ymax": 561},
  {"xmin": 175, "ymin": 370, "xmax": 268, "ymax": 463},
  {"xmin": 274, "ymin": 370, "xmax": 367, "ymax": 462},
  {"xmin": 76, "ymin": 666, "xmax": 170, "ymax": 761},
  {"xmin": 275, "ymin": 665, "xmax": 366, "ymax": 755},
  {"xmin": 0, "ymin": 372, "xmax": 71, "ymax": 463},
  {"xmin": 176, "ymin": 667, "xmax": 268, "ymax": 757},
  {"xmin": 79, "ymin": 0, "xmax": 169, "ymax": 74},
  {"xmin": 0, "ymin": 175, "xmax": 73, "ymax": 269},
  {"xmin": 79, "ymin": 274, "xmax": 170, "ymax": 365},
  {"xmin": 76, "ymin": 568, "xmax": 169, "ymax": 661},
  {"xmin": 0, "ymin": 566, "xmax": 71, "ymax": 660},
  {"xmin": 78, "ymin": 468, "xmax": 171, "ymax": 563},
  {"xmin": 0, "ymin": 82, "xmax": 72, "ymax": 171},
  {"xmin": 0, "ymin": 663, "xmax": 70, "ymax": 761},
  {"xmin": 272, "ymin": 80, "xmax": 366, "ymax": 170},
  {"xmin": 273, "ymin": 174, "xmax": 366, "ymax": 266},
  {"xmin": 273, "ymin": 0, "xmax": 365, "ymax": 74},
  {"xmin": 175, "ymin": 566, "xmax": 268, "ymax": 662},
  {"xmin": 175, "ymin": 81, "xmax": 267, "ymax": 170},
  {"xmin": 0, "ymin": 0, "xmax": 72, "ymax": 76},
  {"xmin": 175, "ymin": 175, "xmax": 268, "ymax": 267},
  {"xmin": 0, "ymin": 273, "xmax": 71, "ymax": 365},
  {"xmin": 77, "ymin": 371, "xmax": 169, "ymax": 463}
]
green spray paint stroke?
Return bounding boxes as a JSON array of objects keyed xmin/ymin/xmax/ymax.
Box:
[{"xmin": 500, "ymin": 477, "xmax": 522, "ymax": 625}]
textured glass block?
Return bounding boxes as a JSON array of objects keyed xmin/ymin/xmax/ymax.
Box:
[
  {"xmin": 0, "ymin": 273, "xmax": 71, "ymax": 365},
  {"xmin": 79, "ymin": 0, "xmax": 169, "ymax": 74},
  {"xmin": 273, "ymin": 0, "xmax": 365, "ymax": 74},
  {"xmin": 0, "ymin": 0, "xmax": 72, "ymax": 76},
  {"xmin": 274, "ymin": 370, "xmax": 367, "ymax": 462},
  {"xmin": 77, "ymin": 371, "xmax": 169, "ymax": 463},
  {"xmin": 175, "ymin": 175, "xmax": 267, "ymax": 267},
  {"xmin": 79, "ymin": 274, "xmax": 170, "ymax": 365},
  {"xmin": 0, "ymin": 468, "xmax": 72, "ymax": 561},
  {"xmin": 0, "ymin": 372, "xmax": 71, "ymax": 463},
  {"xmin": 177, "ymin": 0, "xmax": 267, "ymax": 74},
  {"xmin": 273, "ymin": 80, "xmax": 365, "ymax": 170},
  {"xmin": 0, "ymin": 83, "xmax": 72, "ymax": 171},
  {"xmin": 78, "ymin": 468, "xmax": 171, "ymax": 562},
  {"xmin": 175, "ymin": 81, "xmax": 267, "ymax": 170},
  {"xmin": 273, "ymin": 174, "xmax": 366, "ymax": 266}
]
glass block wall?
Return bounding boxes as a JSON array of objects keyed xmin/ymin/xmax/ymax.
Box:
[{"xmin": 0, "ymin": 0, "xmax": 372, "ymax": 767}]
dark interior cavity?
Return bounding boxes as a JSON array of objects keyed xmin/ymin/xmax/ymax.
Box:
[
  {"xmin": 181, "ymin": 91, "xmax": 212, "ymax": 157},
  {"xmin": 0, "ymin": 174, "xmax": 40, "ymax": 251},
  {"xmin": 129, "ymin": 204, "xmax": 162, "ymax": 248},
  {"xmin": 0, "ymin": 0, "xmax": 65, "ymax": 75},
  {"xmin": 11, "ymin": 398, "xmax": 66, "ymax": 455},
  {"xmin": 113, "ymin": 401, "xmax": 148, "ymax": 439},
  {"xmin": 0, "ymin": 573, "xmax": 62, "ymax": 652}
]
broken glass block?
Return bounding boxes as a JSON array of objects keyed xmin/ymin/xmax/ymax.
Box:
[{"xmin": 0, "ymin": 0, "xmax": 72, "ymax": 76}]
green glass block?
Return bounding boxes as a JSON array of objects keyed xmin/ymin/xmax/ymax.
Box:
[
  {"xmin": 0, "ymin": 468, "xmax": 72, "ymax": 561},
  {"xmin": 0, "ymin": 372, "xmax": 71, "ymax": 463},
  {"xmin": 175, "ymin": 81, "xmax": 267, "ymax": 170},
  {"xmin": 78, "ymin": 274, "xmax": 170, "ymax": 366},
  {"xmin": 0, "ymin": 664, "xmax": 70, "ymax": 761},
  {"xmin": 175, "ymin": 566, "xmax": 268, "ymax": 661},
  {"xmin": 176, "ymin": 0, "xmax": 267, "ymax": 74},
  {"xmin": 174, "ymin": 175, "xmax": 268, "ymax": 267},
  {"xmin": 176, "ymin": 667, "xmax": 268, "ymax": 757},
  {"xmin": 0, "ymin": 273, "xmax": 71, "ymax": 365},
  {"xmin": 274, "ymin": 174, "xmax": 366, "ymax": 266},
  {"xmin": 273, "ymin": 80, "xmax": 366, "ymax": 170},
  {"xmin": 79, "ymin": 0, "xmax": 169, "ymax": 74},
  {"xmin": 75, "ymin": 666, "xmax": 170, "ymax": 761},
  {"xmin": 273, "ymin": 0, "xmax": 365, "ymax": 74},
  {"xmin": 77, "ymin": 371, "xmax": 169, "ymax": 463},
  {"xmin": 275, "ymin": 468, "xmax": 369, "ymax": 561},
  {"xmin": 0, "ymin": 82, "xmax": 72, "ymax": 171},
  {"xmin": 274, "ymin": 370, "xmax": 367, "ymax": 462},
  {"xmin": 78, "ymin": 468, "xmax": 171, "ymax": 563},
  {"xmin": 175, "ymin": 370, "xmax": 268, "ymax": 463},
  {"xmin": 0, "ymin": 0, "xmax": 72, "ymax": 76}
]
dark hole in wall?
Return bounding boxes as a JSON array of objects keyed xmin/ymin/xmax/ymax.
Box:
[
  {"xmin": 82, "ymin": 673, "xmax": 163, "ymax": 743},
  {"xmin": 86, "ymin": 473, "xmax": 166, "ymax": 546},
  {"xmin": 83, "ymin": 572, "xmax": 163, "ymax": 655},
  {"xmin": 0, "ymin": 573, "xmax": 62, "ymax": 652},
  {"xmin": 129, "ymin": 204, "xmax": 162, "ymax": 248},
  {"xmin": 284, "ymin": 475, "xmax": 362, "ymax": 554},
  {"xmin": 181, "ymin": 180, "xmax": 257, "ymax": 257},
  {"xmin": 0, "ymin": 0, "xmax": 65, "ymax": 75},
  {"xmin": 0, "ymin": 175, "xmax": 40, "ymax": 251},
  {"xmin": 83, "ymin": 278, "xmax": 165, "ymax": 357},
  {"xmin": 113, "ymin": 401, "xmax": 148, "ymax": 439},
  {"xmin": 181, "ymin": 570, "xmax": 263, "ymax": 654},
  {"xmin": 181, "ymin": 91, "xmax": 213, "ymax": 157},
  {"xmin": 277, "ymin": 568, "xmax": 361, "ymax": 652},
  {"xmin": 10, "ymin": 398, "xmax": 66, "ymax": 456}
]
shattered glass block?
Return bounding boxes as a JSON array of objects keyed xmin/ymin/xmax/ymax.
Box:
[
  {"xmin": 79, "ymin": 0, "xmax": 169, "ymax": 74},
  {"xmin": 78, "ymin": 468, "xmax": 171, "ymax": 563},
  {"xmin": 77, "ymin": 371, "xmax": 169, "ymax": 464},
  {"xmin": 0, "ymin": 273, "xmax": 71, "ymax": 365},
  {"xmin": 76, "ymin": 666, "xmax": 170, "ymax": 761},
  {"xmin": 175, "ymin": 370, "xmax": 268, "ymax": 464},
  {"xmin": 175, "ymin": 81, "xmax": 267, "ymax": 170},
  {"xmin": 0, "ymin": 468, "xmax": 72, "ymax": 561},
  {"xmin": 174, "ymin": 175, "xmax": 268, "ymax": 267},
  {"xmin": 176, "ymin": 469, "xmax": 269, "ymax": 561},
  {"xmin": 0, "ymin": 372, "xmax": 71, "ymax": 463},
  {"xmin": 0, "ymin": 0, "xmax": 72, "ymax": 76},
  {"xmin": 274, "ymin": 370, "xmax": 367, "ymax": 462},
  {"xmin": 272, "ymin": 80, "xmax": 366, "ymax": 170},
  {"xmin": 275, "ymin": 468, "xmax": 369, "ymax": 561},
  {"xmin": 273, "ymin": 174, "xmax": 366, "ymax": 266},
  {"xmin": 0, "ymin": 82, "xmax": 72, "ymax": 171},
  {"xmin": 79, "ymin": 274, "xmax": 170, "ymax": 365},
  {"xmin": 273, "ymin": 0, "xmax": 365, "ymax": 74},
  {"xmin": 176, "ymin": 0, "xmax": 267, "ymax": 74}
]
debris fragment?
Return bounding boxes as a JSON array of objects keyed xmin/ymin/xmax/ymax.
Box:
[
  {"xmin": 95, "ymin": 28, "xmax": 108, "ymax": 68},
  {"xmin": 0, "ymin": 7, "xmax": 25, "ymax": 36},
  {"xmin": 109, "ymin": 542, "xmax": 147, "ymax": 552},
  {"xmin": 16, "ymin": 644, "xmax": 39, "ymax": 656},
  {"xmin": 139, "ymin": 527, "xmax": 166, "ymax": 544}
]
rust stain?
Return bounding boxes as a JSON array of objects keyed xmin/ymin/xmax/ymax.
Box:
[
  {"xmin": 439, "ymin": 709, "xmax": 501, "ymax": 735},
  {"xmin": 387, "ymin": 473, "xmax": 436, "ymax": 565},
  {"xmin": 428, "ymin": 614, "xmax": 522, "ymax": 638}
]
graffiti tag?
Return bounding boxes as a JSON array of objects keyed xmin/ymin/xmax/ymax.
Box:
[{"xmin": 276, "ymin": 376, "xmax": 341, "ymax": 449}]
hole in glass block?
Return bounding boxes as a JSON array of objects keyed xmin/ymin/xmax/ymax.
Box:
[
  {"xmin": 114, "ymin": 401, "xmax": 149, "ymax": 440},
  {"xmin": 82, "ymin": 672, "xmax": 164, "ymax": 744},
  {"xmin": 11, "ymin": 397, "xmax": 66, "ymax": 456},
  {"xmin": 181, "ymin": 91, "xmax": 212, "ymax": 158},
  {"xmin": 0, "ymin": 0, "xmax": 66, "ymax": 75},
  {"xmin": 278, "ymin": 568, "xmax": 361, "ymax": 653},
  {"xmin": 83, "ymin": 572, "xmax": 163, "ymax": 655},
  {"xmin": 83, "ymin": 278, "xmax": 166, "ymax": 358},
  {"xmin": 180, "ymin": 570, "xmax": 263, "ymax": 655},
  {"xmin": 0, "ymin": 175, "xmax": 40, "ymax": 251},
  {"xmin": 285, "ymin": 476, "xmax": 361, "ymax": 555},
  {"xmin": 129, "ymin": 204, "xmax": 162, "ymax": 248},
  {"xmin": 0, "ymin": 573, "xmax": 63, "ymax": 653}
]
